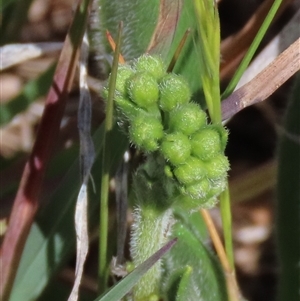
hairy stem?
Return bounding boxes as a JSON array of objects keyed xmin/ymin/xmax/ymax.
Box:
[{"xmin": 130, "ymin": 206, "xmax": 173, "ymax": 300}]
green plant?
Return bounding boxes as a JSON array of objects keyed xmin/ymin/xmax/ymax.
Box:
[
  {"xmin": 105, "ymin": 53, "xmax": 229, "ymax": 300},
  {"xmin": 1, "ymin": 0, "xmax": 299, "ymax": 301}
]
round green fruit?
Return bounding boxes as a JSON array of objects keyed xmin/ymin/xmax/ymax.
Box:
[
  {"xmin": 184, "ymin": 178, "xmax": 210, "ymax": 199},
  {"xmin": 115, "ymin": 64, "xmax": 134, "ymax": 95},
  {"xmin": 168, "ymin": 103, "xmax": 207, "ymax": 136},
  {"xmin": 174, "ymin": 156, "xmax": 206, "ymax": 185},
  {"xmin": 191, "ymin": 128, "xmax": 222, "ymax": 161},
  {"xmin": 129, "ymin": 113, "xmax": 163, "ymax": 151},
  {"xmin": 160, "ymin": 132, "xmax": 191, "ymax": 166},
  {"xmin": 159, "ymin": 74, "xmax": 191, "ymax": 112},
  {"xmin": 134, "ymin": 54, "xmax": 165, "ymax": 80},
  {"xmin": 204, "ymin": 154, "xmax": 230, "ymax": 180},
  {"xmin": 114, "ymin": 94, "xmax": 140, "ymax": 119},
  {"xmin": 128, "ymin": 72, "xmax": 159, "ymax": 109}
]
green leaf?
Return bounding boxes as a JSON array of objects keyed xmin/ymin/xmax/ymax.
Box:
[
  {"xmin": 94, "ymin": 238, "xmax": 177, "ymax": 301},
  {"xmin": 163, "ymin": 1, "xmax": 204, "ymax": 100},
  {"xmin": 163, "ymin": 221, "xmax": 227, "ymax": 301},
  {"xmin": 94, "ymin": 0, "xmax": 160, "ymax": 60},
  {"xmin": 10, "ymin": 124, "xmax": 128, "ymax": 301},
  {"xmin": 175, "ymin": 266, "xmax": 198, "ymax": 301}
]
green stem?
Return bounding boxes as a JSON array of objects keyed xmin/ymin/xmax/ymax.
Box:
[
  {"xmin": 98, "ymin": 23, "xmax": 122, "ymax": 293},
  {"xmin": 131, "ymin": 205, "xmax": 173, "ymax": 300},
  {"xmin": 219, "ymin": 185, "xmax": 234, "ymax": 269}
]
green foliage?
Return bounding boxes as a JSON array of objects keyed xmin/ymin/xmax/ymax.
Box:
[
  {"xmin": 3, "ymin": 0, "xmax": 293, "ymax": 300},
  {"xmin": 95, "ymin": 0, "xmax": 160, "ymax": 60},
  {"xmin": 163, "ymin": 221, "xmax": 227, "ymax": 301},
  {"xmin": 94, "ymin": 239, "xmax": 177, "ymax": 301},
  {"xmin": 103, "ymin": 51, "xmax": 229, "ymax": 299}
]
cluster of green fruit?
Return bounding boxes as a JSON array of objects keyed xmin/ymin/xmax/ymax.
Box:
[{"xmin": 110, "ymin": 54, "xmax": 229, "ymax": 203}]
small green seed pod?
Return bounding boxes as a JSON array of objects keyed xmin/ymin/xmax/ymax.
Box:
[
  {"xmin": 174, "ymin": 193, "xmax": 216, "ymax": 211},
  {"xmin": 206, "ymin": 124, "xmax": 229, "ymax": 152},
  {"xmin": 164, "ymin": 164, "xmax": 173, "ymax": 178},
  {"xmin": 160, "ymin": 132, "xmax": 191, "ymax": 166},
  {"xmin": 115, "ymin": 64, "xmax": 135, "ymax": 95},
  {"xmin": 206, "ymin": 178, "xmax": 227, "ymax": 199},
  {"xmin": 204, "ymin": 154, "xmax": 230, "ymax": 180},
  {"xmin": 168, "ymin": 103, "xmax": 207, "ymax": 136},
  {"xmin": 159, "ymin": 74, "xmax": 191, "ymax": 112},
  {"xmin": 134, "ymin": 54, "xmax": 165, "ymax": 80},
  {"xmin": 174, "ymin": 156, "xmax": 206, "ymax": 185},
  {"xmin": 184, "ymin": 178, "xmax": 210, "ymax": 199},
  {"xmin": 129, "ymin": 113, "xmax": 163, "ymax": 152},
  {"xmin": 190, "ymin": 128, "xmax": 222, "ymax": 161},
  {"xmin": 114, "ymin": 94, "xmax": 140, "ymax": 120},
  {"xmin": 128, "ymin": 72, "xmax": 159, "ymax": 109}
]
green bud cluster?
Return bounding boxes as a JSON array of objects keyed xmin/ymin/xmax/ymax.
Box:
[{"xmin": 108, "ymin": 54, "xmax": 229, "ymax": 207}]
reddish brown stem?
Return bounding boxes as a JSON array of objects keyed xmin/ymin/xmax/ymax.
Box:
[{"xmin": 0, "ymin": 1, "xmax": 91, "ymax": 299}]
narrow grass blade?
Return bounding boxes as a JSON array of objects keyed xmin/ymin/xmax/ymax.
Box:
[
  {"xmin": 98, "ymin": 22, "xmax": 122, "ymax": 293},
  {"xmin": 222, "ymin": 0, "xmax": 283, "ymax": 99},
  {"xmin": 94, "ymin": 238, "xmax": 177, "ymax": 301}
]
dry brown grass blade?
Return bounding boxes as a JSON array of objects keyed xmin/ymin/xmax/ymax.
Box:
[
  {"xmin": 221, "ymin": 37, "xmax": 300, "ymax": 121},
  {"xmin": 0, "ymin": 1, "xmax": 91, "ymax": 300},
  {"xmin": 220, "ymin": 0, "xmax": 293, "ymax": 80},
  {"xmin": 147, "ymin": 0, "xmax": 182, "ymax": 56}
]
